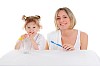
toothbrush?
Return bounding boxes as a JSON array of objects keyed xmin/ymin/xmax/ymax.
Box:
[{"xmin": 51, "ymin": 41, "xmax": 62, "ymax": 47}]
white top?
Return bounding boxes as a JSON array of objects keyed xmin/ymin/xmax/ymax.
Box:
[
  {"xmin": 19, "ymin": 33, "xmax": 46, "ymax": 50},
  {"xmin": 0, "ymin": 50, "xmax": 100, "ymax": 66},
  {"xmin": 47, "ymin": 30, "xmax": 80, "ymax": 50}
]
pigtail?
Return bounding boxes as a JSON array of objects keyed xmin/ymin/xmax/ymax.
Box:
[
  {"xmin": 34, "ymin": 15, "xmax": 41, "ymax": 20},
  {"xmin": 22, "ymin": 15, "xmax": 27, "ymax": 21},
  {"xmin": 23, "ymin": 15, "xmax": 42, "ymax": 29}
]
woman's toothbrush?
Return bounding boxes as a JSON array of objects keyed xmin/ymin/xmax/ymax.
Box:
[{"xmin": 51, "ymin": 41, "xmax": 62, "ymax": 47}]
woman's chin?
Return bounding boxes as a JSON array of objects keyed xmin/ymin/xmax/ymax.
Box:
[{"xmin": 59, "ymin": 28, "xmax": 67, "ymax": 30}]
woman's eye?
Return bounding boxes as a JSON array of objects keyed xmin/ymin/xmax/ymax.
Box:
[
  {"xmin": 64, "ymin": 17, "xmax": 67, "ymax": 18},
  {"xmin": 33, "ymin": 27, "xmax": 35, "ymax": 28},
  {"xmin": 56, "ymin": 18, "xmax": 60, "ymax": 20}
]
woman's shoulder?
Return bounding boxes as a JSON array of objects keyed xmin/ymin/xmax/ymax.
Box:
[
  {"xmin": 73, "ymin": 29, "xmax": 88, "ymax": 38},
  {"xmin": 74, "ymin": 29, "xmax": 88, "ymax": 35},
  {"xmin": 79, "ymin": 30, "xmax": 88, "ymax": 39},
  {"xmin": 81, "ymin": 32, "xmax": 88, "ymax": 39},
  {"xmin": 79, "ymin": 30, "xmax": 88, "ymax": 36}
]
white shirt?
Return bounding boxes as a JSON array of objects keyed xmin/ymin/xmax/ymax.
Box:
[
  {"xmin": 47, "ymin": 30, "xmax": 80, "ymax": 50},
  {"xmin": 19, "ymin": 33, "xmax": 46, "ymax": 50}
]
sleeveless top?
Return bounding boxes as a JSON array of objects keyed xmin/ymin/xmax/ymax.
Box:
[
  {"xmin": 47, "ymin": 30, "xmax": 80, "ymax": 50},
  {"xmin": 19, "ymin": 33, "xmax": 46, "ymax": 50}
]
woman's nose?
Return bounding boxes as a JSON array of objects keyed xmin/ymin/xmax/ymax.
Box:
[{"xmin": 59, "ymin": 18, "xmax": 64, "ymax": 23}]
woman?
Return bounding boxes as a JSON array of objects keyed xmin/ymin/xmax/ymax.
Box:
[{"xmin": 46, "ymin": 7, "xmax": 88, "ymax": 51}]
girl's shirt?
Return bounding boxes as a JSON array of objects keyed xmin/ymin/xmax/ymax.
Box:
[{"xmin": 19, "ymin": 33, "xmax": 46, "ymax": 50}]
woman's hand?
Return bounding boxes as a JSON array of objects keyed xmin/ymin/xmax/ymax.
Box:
[{"xmin": 62, "ymin": 44, "xmax": 75, "ymax": 51}]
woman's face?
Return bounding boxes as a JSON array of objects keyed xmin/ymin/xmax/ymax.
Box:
[
  {"xmin": 56, "ymin": 10, "xmax": 71, "ymax": 30},
  {"xmin": 25, "ymin": 22, "xmax": 39, "ymax": 35}
]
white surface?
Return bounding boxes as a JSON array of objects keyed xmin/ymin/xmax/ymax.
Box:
[
  {"xmin": 0, "ymin": 0, "xmax": 100, "ymax": 59},
  {"xmin": 0, "ymin": 50, "xmax": 100, "ymax": 66}
]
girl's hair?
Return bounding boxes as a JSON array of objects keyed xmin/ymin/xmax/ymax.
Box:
[
  {"xmin": 22, "ymin": 15, "xmax": 42, "ymax": 29},
  {"xmin": 54, "ymin": 7, "xmax": 76, "ymax": 30}
]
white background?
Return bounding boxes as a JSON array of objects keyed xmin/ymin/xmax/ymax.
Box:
[{"xmin": 0, "ymin": 0, "xmax": 100, "ymax": 58}]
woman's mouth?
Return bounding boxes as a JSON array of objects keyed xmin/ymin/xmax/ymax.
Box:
[{"xmin": 60, "ymin": 23, "xmax": 67, "ymax": 26}]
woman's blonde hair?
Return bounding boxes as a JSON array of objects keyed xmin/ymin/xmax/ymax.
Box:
[
  {"xmin": 54, "ymin": 7, "xmax": 76, "ymax": 30},
  {"xmin": 22, "ymin": 15, "xmax": 42, "ymax": 29}
]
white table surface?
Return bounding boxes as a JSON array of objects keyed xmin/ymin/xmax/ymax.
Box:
[{"xmin": 0, "ymin": 50, "xmax": 100, "ymax": 66}]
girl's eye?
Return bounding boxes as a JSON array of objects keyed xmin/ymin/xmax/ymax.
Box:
[
  {"xmin": 28, "ymin": 27, "xmax": 30, "ymax": 28},
  {"xmin": 33, "ymin": 27, "xmax": 35, "ymax": 28}
]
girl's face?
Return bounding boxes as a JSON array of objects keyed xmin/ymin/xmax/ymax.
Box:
[
  {"xmin": 56, "ymin": 10, "xmax": 71, "ymax": 30},
  {"xmin": 25, "ymin": 22, "xmax": 39, "ymax": 35}
]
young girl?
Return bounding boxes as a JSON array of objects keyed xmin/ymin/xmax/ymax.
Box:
[{"xmin": 15, "ymin": 15, "xmax": 46, "ymax": 50}]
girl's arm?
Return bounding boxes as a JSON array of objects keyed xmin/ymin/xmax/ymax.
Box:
[
  {"xmin": 29, "ymin": 33, "xmax": 39, "ymax": 50},
  {"xmin": 15, "ymin": 40, "xmax": 22, "ymax": 50},
  {"xmin": 15, "ymin": 36, "xmax": 24, "ymax": 50},
  {"xmin": 45, "ymin": 42, "xmax": 49, "ymax": 50},
  {"xmin": 30, "ymin": 39, "xmax": 39, "ymax": 50}
]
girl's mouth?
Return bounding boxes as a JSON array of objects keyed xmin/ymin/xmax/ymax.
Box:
[{"xmin": 29, "ymin": 32, "xmax": 34, "ymax": 34}]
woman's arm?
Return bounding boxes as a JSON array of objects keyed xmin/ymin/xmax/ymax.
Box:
[{"xmin": 80, "ymin": 32, "xmax": 88, "ymax": 50}]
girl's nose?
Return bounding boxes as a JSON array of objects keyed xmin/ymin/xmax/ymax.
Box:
[
  {"xmin": 29, "ymin": 29, "xmax": 33, "ymax": 32},
  {"xmin": 31, "ymin": 30, "xmax": 34, "ymax": 32}
]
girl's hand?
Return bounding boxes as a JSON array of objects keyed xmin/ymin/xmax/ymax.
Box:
[
  {"xmin": 28, "ymin": 32, "xmax": 35, "ymax": 41},
  {"xmin": 19, "ymin": 34, "xmax": 28, "ymax": 41},
  {"xmin": 62, "ymin": 44, "xmax": 75, "ymax": 51},
  {"xmin": 28, "ymin": 32, "xmax": 36, "ymax": 37},
  {"xmin": 28, "ymin": 32, "xmax": 39, "ymax": 50}
]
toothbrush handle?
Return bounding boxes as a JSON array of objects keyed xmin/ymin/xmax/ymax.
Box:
[{"xmin": 56, "ymin": 44, "xmax": 62, "ymax": 47}]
